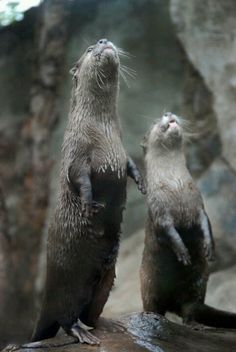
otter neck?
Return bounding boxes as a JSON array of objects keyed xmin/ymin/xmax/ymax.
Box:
[
  {"xmin": 71, "ymin": 76, "xmax": 119, "ymax": 124},
  {"xmin": 146, "ymin": 146, "xmax": 186, "ymax": 175}
]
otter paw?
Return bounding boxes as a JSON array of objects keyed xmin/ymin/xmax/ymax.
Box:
[
  {"xmin": 136, "ymin": 177, "xmax": 147, "ymax": 195},
  {"xmin": 203, "ymin": 243, "xmax": 215, "ymax": 262},
  {"xmin": 91, "ymin": 201, "xmax": 105, "ymax": 213},
  {"xmin": 81, "ymin": 201, "xmax": 105, "ymax": 218},
  {"xmin": 176, "ymin": 248, "xmax": 191, "ymax": 266},
  {"xmin": 70, "ymin": 323, "xmax": 100, "ymax": 345},
  {"xmin": 81, "ymin": 201, "xmax": 93, "ymax": 218},
  {"xmin": 110, "ymin": 320, "xmax": 126, "ymax": 332}
]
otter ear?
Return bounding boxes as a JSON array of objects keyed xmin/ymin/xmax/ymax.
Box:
[
  {"xmin": 69, "ymin": 65, "xmax": 78, "ymax": 76},
  {"xmin": 140, "ymin": 135, "xmax": 148, "ymax": 153}
]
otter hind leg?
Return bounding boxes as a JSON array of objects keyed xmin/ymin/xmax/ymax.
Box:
[
  {"xmin": 81, "ymin": 265, "xmax": 116, "ymax": 327},
  {"xmin": 31, "ymin": 319, "xmax": 60, "ymax": 342},
  {"xmin": 141, "ymin": 272, "xmax": 169, "ymax": 316},
  {"xmin": 143, "ymin": 296, "xmax": 168, "ymax": 316}
]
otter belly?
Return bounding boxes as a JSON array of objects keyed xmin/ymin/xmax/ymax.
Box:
[
  {"xmin": 91, "ymin": 167, "xmax": 127, "ymax": 221},
  {"xmin": 46, "ymin": 219, "xmax": 119, "ymax": 329},
  {"xmin": 141, "ymin": 222, "xmax": 208, "ymax": 314},
  {"xmin": 45, "ymin": 168, "xmax": 127, "ymax": 328}
]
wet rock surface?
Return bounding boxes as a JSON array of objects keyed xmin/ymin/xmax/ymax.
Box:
[{"xmin": 3, "ymin": 313, "xmax": 236, "ymax": 352}]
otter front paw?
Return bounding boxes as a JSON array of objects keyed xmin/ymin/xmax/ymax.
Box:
[
  {"xmin": 127, "ymin": 157, "xmax": 146, "ymax": 194},
  {"xmin": 175, "ymin": 246, "xmax": 191, "ymax": 266},
  {"xmin": 81, "ymin": 200, "xmax": 105, "ymax": 218},
  {"xmin": 135, "ymin": 175, "xmax": 147, "ymax": 195},
  {"xmin": 203, "ymin": 242, "xmax": 215, "ymax": 262}
]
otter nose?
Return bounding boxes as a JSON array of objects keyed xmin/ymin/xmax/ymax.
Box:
[{"xmin": 98, "ymin": 38, "xmax": 108, "ymax": 45}]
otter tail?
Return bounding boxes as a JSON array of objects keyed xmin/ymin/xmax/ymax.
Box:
[
  {"xmin": 31, "ymin": 315, "xmax": 60, "ymax": 342},
  {"xmin": 192, "ymin": 303, "xmax": 236, "ymax": 329}
]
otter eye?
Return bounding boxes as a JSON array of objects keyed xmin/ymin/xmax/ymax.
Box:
[{"xmin": 87, "ymin": 47, "xmax": 93, "ymax": 53}]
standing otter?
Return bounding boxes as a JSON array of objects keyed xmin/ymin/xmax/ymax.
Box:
[
  {"xmin": 140, "ymin": 112, "xmax": 236, "ymax": 328},
  {"xmin": 32, "ymin": 39, "xmax": 145, "ymax": 345}
]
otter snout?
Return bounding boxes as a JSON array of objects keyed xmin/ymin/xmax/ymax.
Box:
[
  {"xmin": 97, "ymin": 38, "xmax": 116, "ymax": 53},
  {"xmin": 98, "ymin": 38, "xmax": 108, "ymax": 44},
  {"xmin": 162, "ymin": 112, "xmax": 178, "ymax": 124},
  {"xmin": 160, "ymin": 112, "xmax": 180, "ymax": 131}
]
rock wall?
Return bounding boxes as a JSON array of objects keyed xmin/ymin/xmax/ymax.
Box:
[{"xmin": 171, "ymin": 0, "xmax": 236, "ymax": 168}]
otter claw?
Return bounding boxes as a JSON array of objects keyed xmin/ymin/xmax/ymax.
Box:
[
  {"xmin": 81, "ymin": 201, "xmax": 105, "ymax": 217},
  {"xmin": 136, "ymin": 177, "xmax": 147, "ymax": 195},
  {"xmin": 177, "ymin": 250, "xmax": 191, "ymax": 266},
  {"xmin": 81, "ymin": 202, "xmax": 91, "ymax": 218},
  {"xmin": 139, "ymin": 183, "xmax": 147, "ymax": 195},
  {"xmin": 92, "ymin": 201, "xmax": 105, "ymax": 212},
  {"xmin": 204, "ymin": 244, "xmax": 215, "ymax": 262},
  {"xmin": 70, "ymin": 323, "xmax": 100, "ymax": 345}
]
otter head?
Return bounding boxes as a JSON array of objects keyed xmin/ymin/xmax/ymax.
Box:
[
  {"xmin": 142, "ymin": 112, "xmax": 183, "ymax": 153},
  {"xmin": 70, "ymin": 38, "xmax": 119, "ymax": 92}
]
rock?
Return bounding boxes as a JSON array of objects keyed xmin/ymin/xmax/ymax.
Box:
[
  {"xmin": 210, "ymin": 237, "xmax": 236, "ymax": 273},
  {"xmin": 181, "ymin": 60, "xmax": 222, "ymax": 178},
  {"xmin": 198, "ymin": 158, "xmax": 236, "ymax": 242},
  {"xmin": 206, "ymin": 265, "xmax": 236, "ymax": 313},
  {"xmin": 170, "ymin": 0, "xmax": 236, "ymax": 170},
  {"xmin": 3, "ymin": 313, "xmax": 236, "ymax": 352}
]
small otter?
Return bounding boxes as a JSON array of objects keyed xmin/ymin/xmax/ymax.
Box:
[
  {"xmin": 140, "ymin": 112, "xmax": 236, "ymax": 328},
  {"xmin": 32, "ymin": 39, "xmax": 145, "ymax": 345}
]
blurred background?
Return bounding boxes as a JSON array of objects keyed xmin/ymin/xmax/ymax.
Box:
[{"xmin": 0, "ymin": 0, "xmax": 236, "ymax": 348}]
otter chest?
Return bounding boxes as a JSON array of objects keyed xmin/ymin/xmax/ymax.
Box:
[
  {"xmin": 149, "ymin": 176, "xmax": 202, "ymax": 228},
  {"xmin": 91, "ymin": 131, "xmax": 127, "ymax": 179}
]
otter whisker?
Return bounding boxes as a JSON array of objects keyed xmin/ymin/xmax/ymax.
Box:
[
  {"xmin": 97, "ymin": 75, "xmax": 104, "ymax": 89},
  {"xmin": 95, "ymin": 68, "xmax": 103, "ymax": 90},
  {"xmin": 137, "ymin": 114, "xmax": 156, "ymax": 121},
  {"xmin": 117, "ymin": 47, "xmax": 133, "ymax": 58},
  {"xmin": 120, "ymin": 65, "xmax": 137, "ymax": 78},
  {"xmin": 183, "ymin": 131, "xmax": 200, "ymax": 143},
  {"xmin": 82, "ymin": 37, "xmax": 90, "ymax": 45},
  {"xmin": 120, "ymin": 69, "xmax": 136, "ymax": 80},
  {"xmin": 162, "ymin": 108, "xmax": 167, "ymax": 115},
  {"xmin": 119, "ymin": 69, "xmax": 130, "ymax": 88},
  {"xmin": 97, "ymin": 70, "xmax": 105, "ymax": 88},
  {"xmin": 177, "ymin": 117, "xmax": 192, "ymax": 128},
  {"xmin": 98, "ymin": 68, "xmax": 106, "ymax": 79},
  {"xmin": 120, "ymin": 64, "xmax": 136, "ymax": 74}
]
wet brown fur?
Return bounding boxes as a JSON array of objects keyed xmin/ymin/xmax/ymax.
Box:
[
  {"xmin": 140, "ymin": 112, "xmax": 236, "ymax": 328},
  {"xmin": 32, "ymin": 39, "xmax": 144, "ymax": 344}
]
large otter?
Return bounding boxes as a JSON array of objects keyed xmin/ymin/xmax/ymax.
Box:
[
  {"xmin": 32, "ymin": 39, "xmax": 145, "ymax": 345},
  {"xmin": 140, "ymin": 112, "xmax": 236, "ymax": 328}
]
